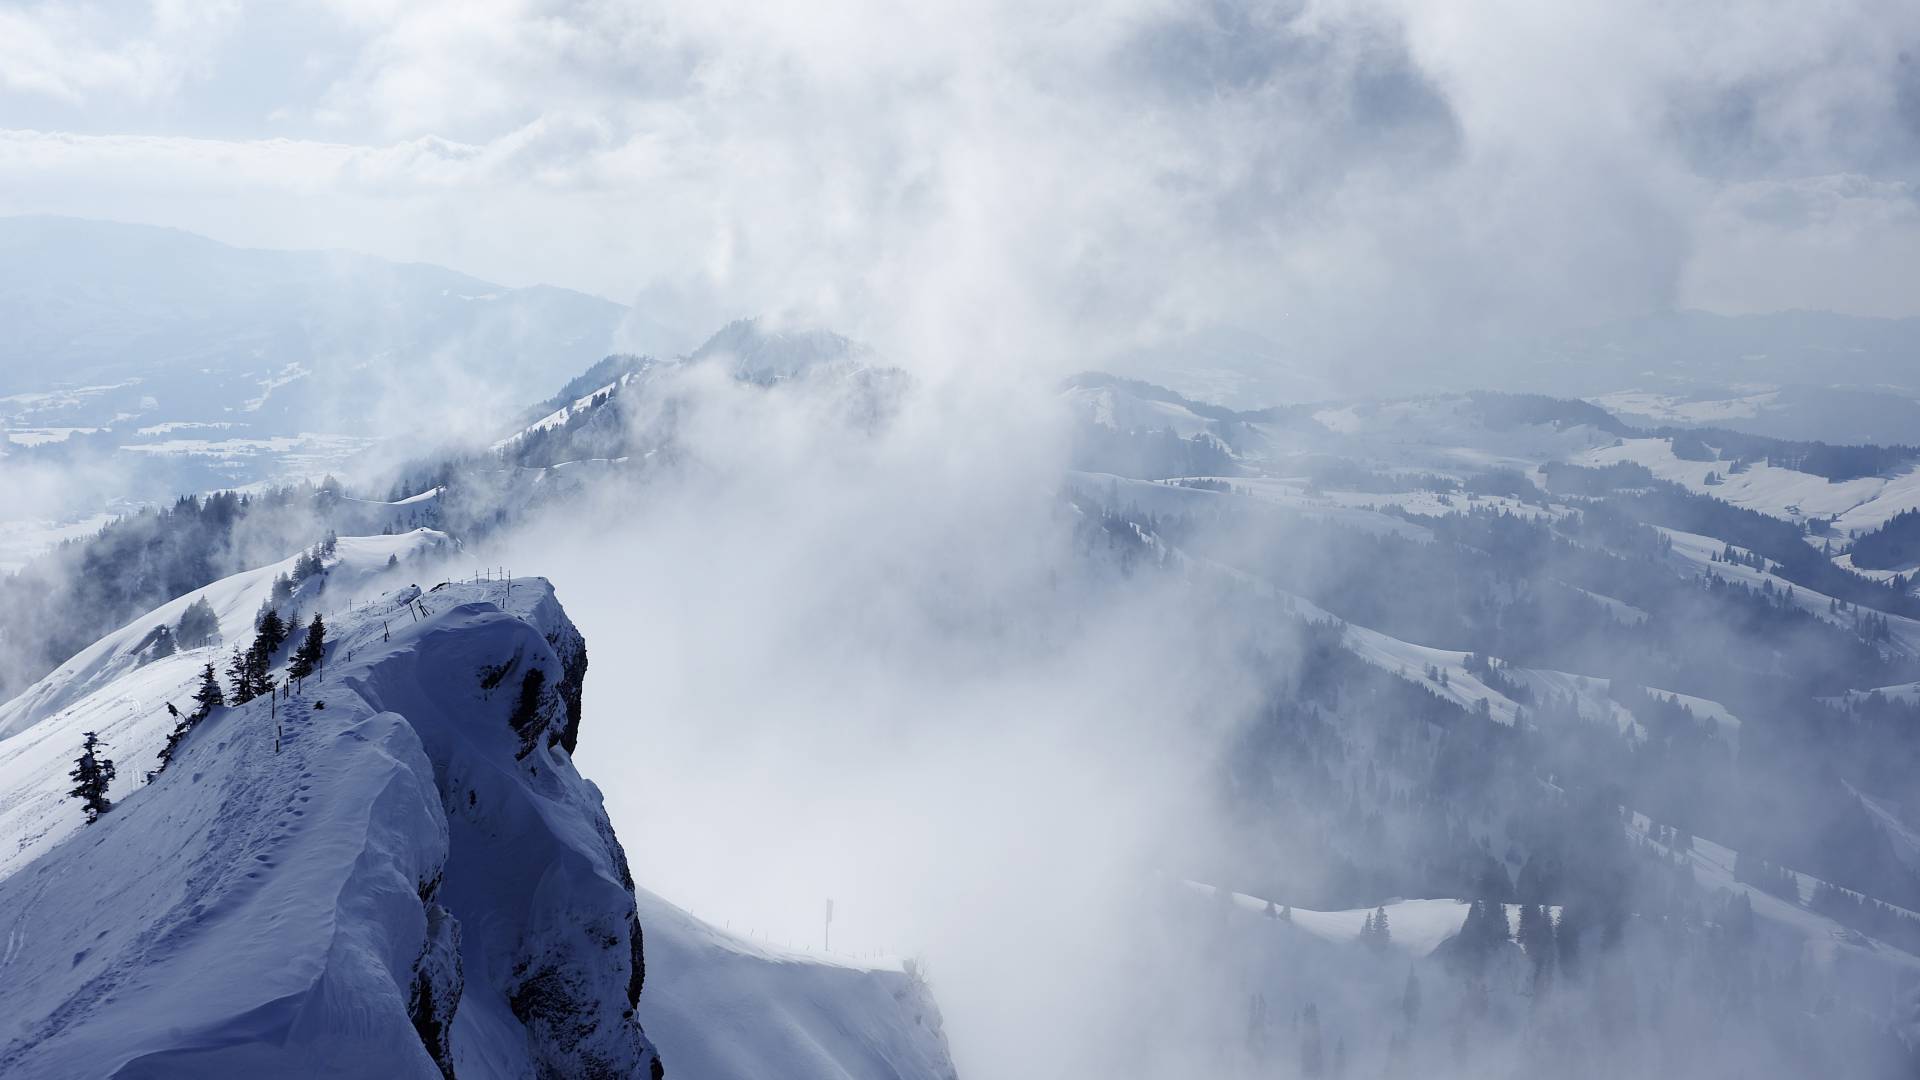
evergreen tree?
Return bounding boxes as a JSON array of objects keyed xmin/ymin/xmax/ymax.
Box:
[
  {"xmin": 1518, "ymin": 903, "xmax": 1555, "ymax": 980},
  {"xmin": 68, "ymin": 731, "xmax": 115, "ymax": 823},
  {"xmin": 192, "ymin": 660, "xmax": 224, "ymax": 719},
  {"xmin": 256, "ymin": 607, "xmax": 288, "ymax": 653},
  {"xmin": 174, "ymin": 596, "xmax": 220, "ymax": 649},
  {"xmin": 1401, "ymin": 969, "xmax": 1420, "ymax": 1027},
  {"xmin": 152, "ymin": 664, "xmax": 224, "ymax": 781},
  {"xmin": 245, "ymin": 640, "xmax": 272, "ymax": 700},
  {"xmin": 227, "ymin": 646, "xmax": 256, "ymax": 704},
  {"xmin": 147, "ymin": 624, "xmax": 176, "ymax": 660},
  {"xmin": 265, "ymin": 574, "xmax": 294, "ymax": 612},
  {"xmin": 1246, "ymin": 992, "xmax": 1268, "ymax": 1057},
  {"xmin": 1554, "ymin": 905, "xmax": 1580, "ymax": 974},
  {"xmin": 1362, "ymin": 905, "xmax": 1391, "ymax": 951},
  {"xmin": 288, "ymin": 614, "xmax": 326, "ymax": 680},
  {"xmin": 1299, "ymin": 1002, "xmax": 1324, "ymax": 1078}
]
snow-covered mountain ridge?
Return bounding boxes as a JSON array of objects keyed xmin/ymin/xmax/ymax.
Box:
[
  {"xmin": 0, "ymin": 545, "xmax": 957, "ymax": 1079},
  {"xmin": 0, "ymin": 567, "xmax": 663, "ymax": 1078}
]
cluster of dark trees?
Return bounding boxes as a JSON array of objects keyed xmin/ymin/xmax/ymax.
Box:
[
  {"xmin": 1463, "ymin": 391, "xmax": 1629, "ymax": 435},
  {"xmin": 1358, "ymin": 906, "xmax": 1392, "ymax": 951},
  {"xmin": 1732, "ymin": 851, "xmax": 1801, "ymax": 903},
  {"xmin": 1810, "ymin": 880, "xmax": 1920, "ymax": 954},
  {"xmin": 1083, "ymin": 454, "xmax": 1920, "ymax": 1075},
  {"xmin": 1112, "ymin": 478, "xmax": 1920, "ymax": 925},
  {"xmin": 1849, "ymin": 507, "xmax": 1920, "ymax": 569},
  {"xmin": 0, "ymin": 482, "xmax": 359, "ymax": 702},
  {"xmin": 228, "ymin": 610, "xmax": 327, "ymax": 704},
  {"xmin": 1464, "ymin": 651, "xmax": 1531, "ymax": 703},
  {"xmin": 1652, "ymin": 428, "xmax": 1920, "ymax": 482},
  {"xmin": 1069, "ymin": 423, "xmax": 1238, "ymax": 480},
  {"xmin": 1299, "ymin": 459, "xmax": 1457, "ymax": 495}
]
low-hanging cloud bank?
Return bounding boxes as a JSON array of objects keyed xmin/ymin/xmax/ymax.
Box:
[{"xmin": 483, "ymin": 358, "xmax": 1286, "ymax": 1078}]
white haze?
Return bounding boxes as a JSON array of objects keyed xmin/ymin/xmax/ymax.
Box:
[
  {"xmin": 484, "ymin": 360, "xmax": 1278, "ymax": 1077},
  {"xmin": 5, "ymin": 1, "xmax": 1920, "ymax": 1075}
]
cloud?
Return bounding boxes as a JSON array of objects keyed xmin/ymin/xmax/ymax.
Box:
[
  {"xmin": 483, "ymin": 357, "xmax": 1280, "ymax": 1077},
  {"xmin": 0, "ymin": 1, "xmax": 238, "ymax": 106},
  {"xmin": 1683, "ymin": 174, "xmax": 1920, "ymax": 317},
  {"xmin": 3, "ymin": 0, "xmax": 1918, "ymax": 382}
]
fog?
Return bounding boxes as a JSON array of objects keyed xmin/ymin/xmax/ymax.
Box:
[
  {"xmin": 4, "ymin": 1, "xmax": 1920, "ymax": 1077},
  {"xmin": 476, "ymin": 358, "xmax": 1276, "ymax": 1076}
]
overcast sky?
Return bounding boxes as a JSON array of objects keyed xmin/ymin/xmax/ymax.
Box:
[{"xmin": 3, "ymin": 0, "xmax": 1917, "ymax": 368}]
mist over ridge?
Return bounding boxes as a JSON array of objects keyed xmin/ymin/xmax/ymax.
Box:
[{"xmin": 3, "ymin": 2, "xmax": 1920, "ymax": 1077}]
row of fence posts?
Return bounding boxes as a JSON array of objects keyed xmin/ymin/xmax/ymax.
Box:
[{"xmin": 267, "ymin": 572, "xmax": 514, "ymax": 755}]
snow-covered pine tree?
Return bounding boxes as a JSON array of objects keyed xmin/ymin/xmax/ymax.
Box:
[
  {"xmin": 175, "ymin": 595, "xmax": 220, "ymax": 649},
  {"xmin": 256, "ymin": 607, "xmax": 288, "ymax": 653},
  {"xmin": 227, "ymin": 646, "xmax": 256, "ymax": 704},
  {"xmin": 69, "ymin": 731, "xmax": 115, "ymax": 824},
  {"xmin": 192, "ymin": 660, "xmax": 224, "ymax": 718},
  {"xmin": 150, "ymin": 662, "xmax": 226, "ymax": 780},
  {"xmin": 288, "ymin": 614, "xmax": 326, "ymax": 681}
]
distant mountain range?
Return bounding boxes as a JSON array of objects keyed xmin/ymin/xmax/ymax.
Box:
[
  {"xmin": 1103, "ymin": 309, "xmax": 1920, "ymax": 445},
  {"xmin": 0, "ymin": 215, "xmax": 633, "ymax": 438}
]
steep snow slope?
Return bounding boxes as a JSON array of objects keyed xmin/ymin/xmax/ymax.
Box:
[
  {"xmin": 0, "ymin": 545, "xmax": 960, "ymax": 1080},
  {"xmin": 0, "ymin": 571, "xmax": 662, "ymax": 1078},
  {"xmin": 634, "ymin": 888, "xmax": 957, "ymax": 1080},
  {"xmin": 0, "ymin": 531, "xmax": 451, "ymax": 877},
  {"xmin": 1656, "ymin": 524, "xmax": 1920, "ymax": 657},
  {"xmin": 1089, "ymin": 483, "xmax": 1748, "ymax": 741},
  {"xmin": 1624, "ymin": 813, "xmax": 1920, "ymax": 1045}
]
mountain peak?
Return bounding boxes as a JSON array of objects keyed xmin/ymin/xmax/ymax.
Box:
[{"xmin": 689, "ymin": 318, "xmax": 875, "ymax": 383}]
